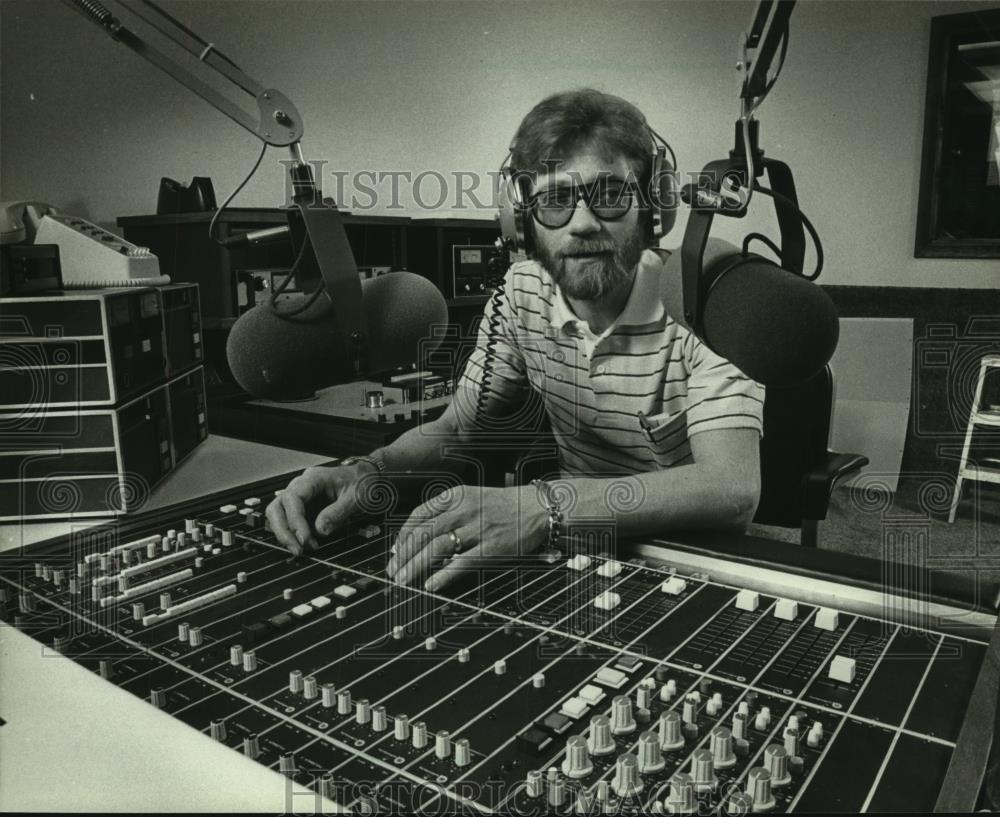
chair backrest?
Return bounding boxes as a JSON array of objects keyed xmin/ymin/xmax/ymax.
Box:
[{"xmin": 754, "ymin": 365, "xmax": 835, "ymax": 528}]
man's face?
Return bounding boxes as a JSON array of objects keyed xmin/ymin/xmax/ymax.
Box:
[{"xmin": 529, "ymin": 150, "xmax": 645, "ymax": 301}]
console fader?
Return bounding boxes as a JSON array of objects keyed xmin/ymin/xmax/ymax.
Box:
[{"xmin": 0, "ymin": 471, "xmax": 994, "ymax": 813}]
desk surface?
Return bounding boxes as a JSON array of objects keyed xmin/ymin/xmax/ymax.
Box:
[{"xmin": 0, "ymin": 435, "xmax": 334, "ymax": 812}]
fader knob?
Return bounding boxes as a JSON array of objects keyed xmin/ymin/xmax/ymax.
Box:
[
  {"xmin": 763, "ymin": 744, "xmax": 791, "ymax": 786},
  {"xmin": 435, "ymin": 730, "xmax": 451, "ymax": 759},
  {"xmin": 746, "ymin": 767, "xmax": 776, "ymax": 811},
  {"xmin": 610, "ymin": 695, "xmax": 636, "ymax": 734},
  {"xmin": 98, "ymin": 659, "xmax": 114, "ymax": 679},
  {"xmin": 454, "ymin": 738, "xmax": 470, "ymax": 767},
  {"xmin": 665, "ymin": 772, "xmax": 697, "ymax": 814},
  {"xmin": 611, "ymin": 753, "xmax": 643, "ymax": 798},
  {"xmin": 210, "ymin": 719, "xmax": 227, "ymax": 741},
  {"xmin": 320, "ymin": 773, "xmax": 339, "ymax": 803},
  {"xmin": 636, "ymin": 730, "xmax": 665, "ymax": 773},
  {"xmin": 587, "ymin": 714, "xmax": 616, "ymax": 756},
  {"xmin": 690, "ymin": 748, "xmax": 717, "ymax": 792},
  {"xmin": 710, "ymin": 726, "xmax": 737, "ymax": 768},
  {"xmin": 279, "ymin": 753, "xmax": 295, "ymax": 776},
  {"xmin": 658, "ymin": 709, "xmax": 685, "ymax": 751},
  {"xmin": 150, "ymin": 688, "xmax": 166, "ymax": 708},
  {"xmin": 561, "ymin": 735, "xmax": 593, "ymax": 779}
]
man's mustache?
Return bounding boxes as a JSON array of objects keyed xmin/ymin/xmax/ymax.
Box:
[{"xmin": 560, "ymin": 241, "xmax": 616, "ymax": 257}]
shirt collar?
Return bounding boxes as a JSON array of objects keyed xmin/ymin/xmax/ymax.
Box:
[{"xmin": 547, "ymin": 248, "xmax": 666, "ymax": 332}]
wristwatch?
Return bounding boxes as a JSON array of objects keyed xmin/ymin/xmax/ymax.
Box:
[{"xmin": 339, "ymin": 454, "xmax": 386, "ymax": 474}]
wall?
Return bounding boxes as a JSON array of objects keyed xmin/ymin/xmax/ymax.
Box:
[{"xmin": 1, "ymin": 0, "xmax": 997, "ymax": 288}]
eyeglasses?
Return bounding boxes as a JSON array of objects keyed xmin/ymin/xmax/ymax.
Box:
[{"xmin": 527, "ymin": 179, "xmax": 638, "ymax": 229}]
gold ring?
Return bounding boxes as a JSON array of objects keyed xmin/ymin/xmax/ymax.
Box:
[{"xmin": 447, "ymin": 530, "xmax": 463, "ymax": 554}]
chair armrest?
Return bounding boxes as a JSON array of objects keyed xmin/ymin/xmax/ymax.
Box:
[{"xmin": 802, "ymin": 451, "xmax": 870, "ymax": 520}]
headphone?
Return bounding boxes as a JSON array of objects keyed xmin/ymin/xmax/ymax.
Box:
[{"xmin": 497, "ymin": 127, "xmax": 678, "ymax": 262}]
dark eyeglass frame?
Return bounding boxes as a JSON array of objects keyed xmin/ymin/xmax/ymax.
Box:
[{"xmin": 525, "ymin": 178, "xmax": 641, "ymax": 230}]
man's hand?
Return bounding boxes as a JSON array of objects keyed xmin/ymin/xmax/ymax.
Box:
[
  {"xmin": 265, "ymin": 463, "xmax": 375, "ymax": 555},
  {"xmin": 386, "ymin": 485, "xmax": 548, "ymax": 593}
]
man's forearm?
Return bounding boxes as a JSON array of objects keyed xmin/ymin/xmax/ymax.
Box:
[
  {"xmin": 367, "ymin": 406, "xmax": 466, "ymax": 475},
  {"xmin": 552, "ymin": 464, "xmax": 760, "ymax": 537}
]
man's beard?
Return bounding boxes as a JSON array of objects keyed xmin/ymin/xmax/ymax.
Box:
[{"xmin": 535, "ymin": 229, "xmax": 645, "ymax": 301}]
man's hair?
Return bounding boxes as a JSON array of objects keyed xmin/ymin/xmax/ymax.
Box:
[{"xmin": 510, "ymin": 88, "xmax": 653, "ymax": 186}]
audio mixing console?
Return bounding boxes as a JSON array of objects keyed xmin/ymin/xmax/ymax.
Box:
[{"xmin": 1, "ymin": 470, "xmax": 996, "ymax": 814}]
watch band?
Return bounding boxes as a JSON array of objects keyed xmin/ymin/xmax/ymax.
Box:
[{"xmin": 339, "ymin": 454, "xmax": 385, "ymax": 474}]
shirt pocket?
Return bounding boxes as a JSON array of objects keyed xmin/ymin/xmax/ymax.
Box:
[{"xmin": 640, "ymin": 411, "xmax": 690, "ymax": 464}]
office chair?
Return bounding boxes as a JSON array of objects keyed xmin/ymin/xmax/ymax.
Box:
[
  {"xmin": 507, "ymin": 365, "xmax": 868, "ymax": 548},
  {"xmin": 753, "ymin": 364, "xmax": 869, "ymax": 547}
]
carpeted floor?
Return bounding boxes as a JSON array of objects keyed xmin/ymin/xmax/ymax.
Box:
[{"xmin": 748, "ymin": 478, "xmax": 1000, "ymax": 595}]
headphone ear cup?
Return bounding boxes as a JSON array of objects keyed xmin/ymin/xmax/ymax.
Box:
[
  {"xmin": 497, "ymin": 172, "xmax": 531, "ymax": 261},
  {"xmin": 648, "ymin": 142, "xmax": 676, "ymax": 242}
]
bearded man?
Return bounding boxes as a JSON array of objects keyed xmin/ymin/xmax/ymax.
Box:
[{"xmin": 266, "ymin": 89, "xmax": 764, "ymax": 591}]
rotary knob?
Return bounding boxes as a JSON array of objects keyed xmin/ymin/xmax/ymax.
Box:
[
  {"xmin": 337, "ymin": 690, "xmax": 352, "ymax": 715},
  {"xmin": 289, "ymin": 670, "xmax": 304, "ymax": 694},
  {"xmin": 660, "ymin": 678, "xmax": 677, "ymax": 702},
  {"xmin": 746, "ymin": 767, "xmax": 776, "ymax": 811},
  {"xmin": 665, "ymin": 772, "xmax": 697, "ymax": 814},
  {"xmin": 690, "ymin": 748, "xmax": 717, "ymax": 792},
  {"xmin": 395, "ymin": 714, "xmax": 410, "ymax": 741},
  {"xmin": 658, "ymin": 709, "xmax": 685, "ymax": 751},
  {"xmin": 454, "ymin": 738, "xmax": 470, "ymax": 767},
  {"xmin": 210, "ymin": 719, "xmax": 227, "ymax": 741},
  {"xmin": 304, "ymin": 676, "xmax": 318, "ymax": 700},
  {"xmin": 321, "ymin": 683, "xmax": 336, "ymax": 708},
  {"xmin": 783, "ymin": 725, "xmax": 800, "ymax": 757},
  {"xmin": 547, "ymin": 770, "xmax": 566, "ymax": 807},
  {"xmin": 279, "ymin": 753, "xmax": 295, "ymax": 777},
  {"xmin": 355, "ymin": 699, "xmax": 372, "ymax": 724},
  {"xmin": 610, "ymin": 695, "xmax": 636, "ymax": 734},
  {"xmin": 732, "ymin": 710, "xmax": 748, "ymax": 741},
  {"xmin": 636, "ymin": 684, "xmax": 653, "ymax": 710},
  {"xmin": 612, "ymin": 753, "xmax": 643, "ymax": 798},
  {"xmin": 230, "ymin": 645, "xmax": 243, "ymax": 666},
  {"xmin": 372, "ymin": 705, "xmax": 387, "ymax": 732},
  {"xmin": 435, "ymin": 730, "xmax": 451, "ymax": 759},
  {"xmin": 242, "ymin": 650, "xmax": 258, "ymax": 672},
  {"xmin": 587, "ymin": 714, "xmax": 616, "ymax": 756},
  {"xmin": 561, "ymin": 735, "xmax": 594, "ymax": 779},
  {"xmin": 525, "ymin": 769, "xmax": 543, "ymax": 798},
  {"xmin": 412, "ymin": 721, "xmax": 428, "ymax": 749},
  {"xmin": 764, "ymin": 744, "xmax": 791, "ymax": 786},
  {"xmin": 320, "ymin": 773, "xmax": 340, "ymax": 803},
  {"xmin": 710, "ymin": 725, "xmax": 737, "ymax": 768},
  {"xmin": 243, "ymin": 733, "xmax": 260, "ymax": 759},
  {"xmin": 682, "ymin": 693, "xmax": 698, "ymax": 724},
  {"xmin": 636, "ymin": 729, "xmax": 665, "ymax": 773},
  {"xmin": 724, "ymin": 790, "xmax": 754, "ymax": 815}
]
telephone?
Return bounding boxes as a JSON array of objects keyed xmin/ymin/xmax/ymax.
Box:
[
  {"xmin": 0, "ymin": 200, "xmax": 58, "ymax": 245},
  {"xmin": 0, "ymin": 200, "xmax": 168, "ymax": 288}
]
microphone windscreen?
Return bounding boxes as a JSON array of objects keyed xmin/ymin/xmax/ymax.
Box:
[{"xmin": 226, "ymin": 272, "xmax": 449, "ymax": 399}]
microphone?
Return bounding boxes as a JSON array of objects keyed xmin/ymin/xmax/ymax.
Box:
[
  {"xmin": 664, "ymin": 238, "xmax": 839, "ymax": 387},
  {"xmin": 226, "ymin": 271, "xmax": 449, "ymax": 399},
  {"xmin": 221, "ymin": 225, "xmax": 291, "ymax": 248}
]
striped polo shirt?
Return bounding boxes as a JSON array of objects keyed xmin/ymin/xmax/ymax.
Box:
[{"xmin": 452, "ymin": 248, "xmax": 765, "ymax": 477}]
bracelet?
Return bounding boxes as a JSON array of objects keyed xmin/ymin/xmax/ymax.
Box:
[
  {"xmin": 531, "ymin": 478, "xmax": 563, "ymax": 551},
  {"xmin": 339, "ymin": 454, "xmax": 385, "ymax": 474}
]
